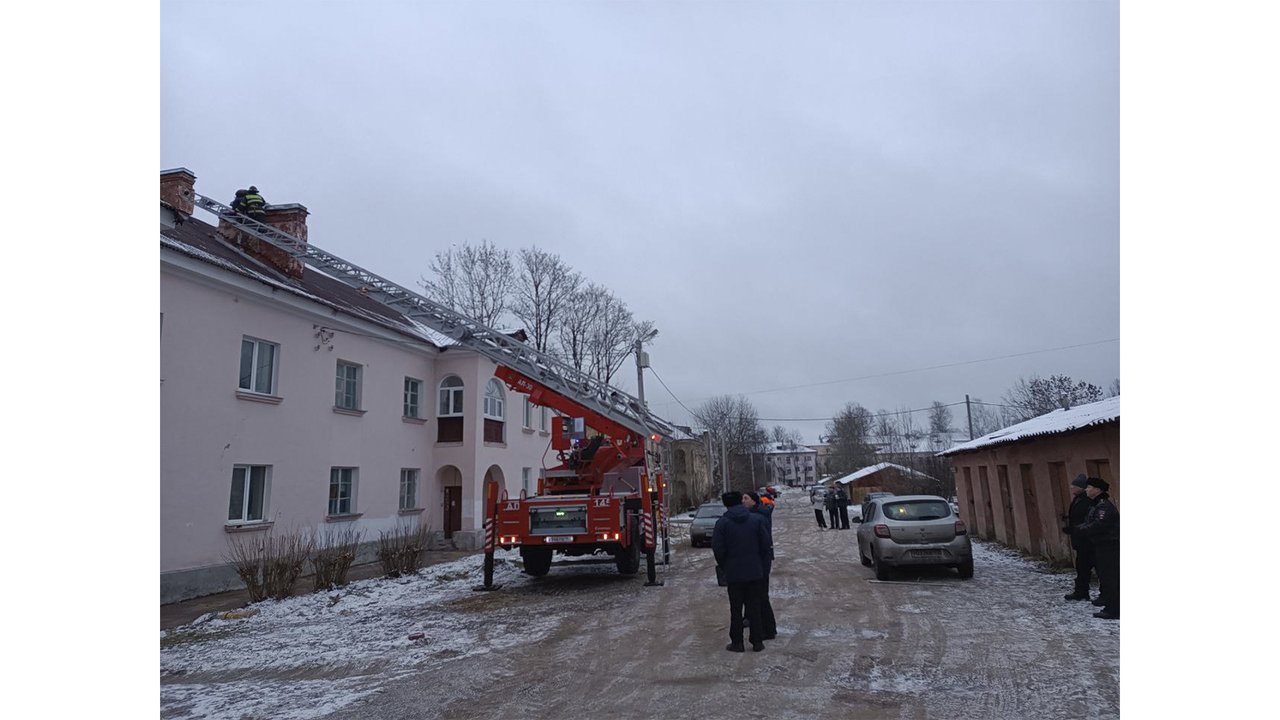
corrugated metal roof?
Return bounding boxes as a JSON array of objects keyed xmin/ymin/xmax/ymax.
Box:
[
  {"xmin": 939, "ymin": 396, "xmax": 1120, "ymax": 456},
  {"xmin": 831, "ymin": 462, "xmax": 937, "ymax": 485},
  {"xmin": 161, "ymin": 215, "xmax": 456, "ymax": 350}
]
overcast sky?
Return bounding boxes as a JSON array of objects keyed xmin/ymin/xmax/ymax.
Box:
[{"xmin": 161, "ymin": 0, "xmax": 1119, "ymax": 441}]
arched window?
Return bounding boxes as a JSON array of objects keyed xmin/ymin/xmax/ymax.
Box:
[
  {"xmin": 484, "ymin": 379, "xmax": 505, "ymax": 419},
  {"xmin": 483, "ymin": 378, "xmax": 506, "ymax": 443},
  {"xmin": 437, "ymin": 376, "xmax": 464, "ymax": 443},
  {"xmin": 438, "ymin": 376, "xmax": 464, "ymax": 417}
]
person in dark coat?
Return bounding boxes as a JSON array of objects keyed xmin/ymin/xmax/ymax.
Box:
[
  {"xmin": 825, "ymin": 487, "xmax": 841, "ymax": 529},
  {"xmin": 1076, "ymin": 477, "xmax": 1119, "ymax": 619},
  {"xmin": 1062, "ymin": 474, "xmax": 1097, "ymax": 601},
  {"xmin": 834, "ymin": 485, "xmax": 851, "ymax": 529},
  {"xmin": 711, "ymin": 491, "xmax": 771, "ymax": 652},
  {"xmin": 744, "ymin": 492, "xmax": 777, "ymax": 640}
]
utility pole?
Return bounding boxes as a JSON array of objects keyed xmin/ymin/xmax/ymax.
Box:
[
  {"xmin": 966, "ymin": 395, "xmax": 974, "ymax": 440},
  {"xmin": 721, "ymin": 436, "xmax": 729, "ymax": 493},
  {"xmin": 633, "ymin": 338, "xmax": 649, "ymax": 409}
]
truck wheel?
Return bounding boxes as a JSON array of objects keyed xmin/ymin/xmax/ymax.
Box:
[
  {"xmin": 521, "ymin": 547, "xmax": 552, "ymax": 577},
  {"xmin": 616, "ymin": 523, "xmax": 641, "ymax": 576}
]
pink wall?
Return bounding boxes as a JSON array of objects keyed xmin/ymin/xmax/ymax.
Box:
[{"xmin": 947, "ymin": 424, "xmax": 1119, "ymax": 563}]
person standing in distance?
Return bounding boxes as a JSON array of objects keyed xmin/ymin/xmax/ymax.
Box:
[
  {"xmin": 811, "ymin": 487, "xmax": 828, "ymax": 530},
  {"xmin": 1062, "ymin": 474, "xmax": 1097, "ymax": 601},
  {"xmin": 711, "ymin": 491, "xmax": 771, "ymax": 652}
]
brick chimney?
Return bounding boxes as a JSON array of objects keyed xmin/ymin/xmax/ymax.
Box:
[
  {"xmin": 218, "ymin": 200, "xmax": 310, "ymax": 280},
  {"xmin": 160, "ymin": 168, "xmax": 196, "ymax": 216}
]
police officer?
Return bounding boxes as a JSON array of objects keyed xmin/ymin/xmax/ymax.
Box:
[
  {"xmin": 1076, "ymin": 477, "xmax": 1119, "ymax": 619},
  {"xmin": 1062, "ymin": 474, "xmax": 1097, "ymax": 601}
]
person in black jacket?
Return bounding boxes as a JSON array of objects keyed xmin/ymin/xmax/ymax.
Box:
[
  {"xmin": 744, "ymin": 492, "xmax": 777, "ymax": 641},
  {"xmin": 1076, "ymin": 477, "xmax": 1119, "ymax": 619},
  {"xmin": 711, "ymin": 491, "xmax": 771, "ymax": 652},
  {"xmin": 825, "ymin": 487, "xmax": 841, "ymax": 530},
  {"xmin": 834, "ymin": 485, "xmax": 851, "ymax": 529},
  {"xmin": 1062, "ymin": 474, "xmax": 1097, "ymax": 601}
]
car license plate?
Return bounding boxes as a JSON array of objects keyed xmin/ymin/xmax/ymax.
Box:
[
  {"xmin": 543, "ymin": 535, "xmax": 574, "ymax": 543},
  {"xmin": 911, "ymin": 549, "xmax": 943, "ymax": 558}
]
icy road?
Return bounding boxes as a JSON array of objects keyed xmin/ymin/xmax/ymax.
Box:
[{"xmin": 161, "ymin": 491, "xmax": 1119, "ymax": 719}]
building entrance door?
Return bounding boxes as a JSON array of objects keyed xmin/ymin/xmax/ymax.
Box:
[{"xmin": 444, "ymin": 486, "xmax": 462, "ymax": 538}]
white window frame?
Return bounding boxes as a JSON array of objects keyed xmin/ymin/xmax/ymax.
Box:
[
  {"xmin": 329, "ymin": 467, "xmax": 358, "ymax": 516},
  {"xmin": 239, "ymin": 336, "xmax": 279, "ymax": 395},
  {"xmin": 400, "ymin": 468, "xmax": 420, "ymax": 510},
  {"xmin": 438, "ymin": 376, "xmax": 464, "ymax": 417},
  {"xmin": 229, "ymin": 464, "xmax": 271, "ymax": 524},
  {"xmin": 540, "ymin": 406, "xmax": 549, "ymax": 431},
  {"xmin": 335, "ymin": 361, "xmax": 362, "ymax": 410},
  {"xmin": 522, "ymin": 467, "xmax": 532, "ymax": 496},
  {"xmin": 484, "ymin": 379, "xmax": 505, "ymax": 420},
  {"xmin": 404, "ymin": 377, "xmax": 423, "ymax": 418},
  {"xmin": 522, "ymin": 396, "xmax": 533, "ymax": 429}
]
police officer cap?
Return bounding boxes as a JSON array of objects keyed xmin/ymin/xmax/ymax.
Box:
[
  {"xmin": 1071, "ymin": 474, "xmax": 1088, "ymax": 488},
  {"xmin": 1085, "ymin": 477, "xmax": 1109, "ymax": 491}
]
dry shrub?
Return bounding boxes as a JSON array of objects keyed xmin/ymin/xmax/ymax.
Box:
[
  {"xmin": 225, "ymin": 529, "xmax": 314, "ymax": 602},
  {"xmin": 378, "ymin": 521, "xmax": 433, "ymax": 578},
  {"xmin": 311, "ymin": 526, "xmax": 364, "ymax": 591}
]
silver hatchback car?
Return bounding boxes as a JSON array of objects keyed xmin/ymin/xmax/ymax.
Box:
[{"xmin": 856, "ymin": 494, "xmax": 973, "ymax": 579}]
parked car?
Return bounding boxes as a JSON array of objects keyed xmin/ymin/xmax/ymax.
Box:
[
  {"xmin": 856, "ymin": 494, "xmax": 973, "ymax": 580},
  {"xmin": 688, "ymin": 502, "xmax": 727, "ymax": 547}
]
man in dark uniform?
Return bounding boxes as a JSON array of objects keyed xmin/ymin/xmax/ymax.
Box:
[
  {"xmin": 1062, "ymin": 474, "xmax": 1097, "ymax": 601},
  {"xmin": 232, "ymin": 186, "xmax": 267, "ymax": 221},
  {"xmin": 1076, "ymin": 477, "xmax": 1119, "ymax": 619},
  {"xmin": 711, "ymin": 491, "xmax": 771, "ymax": 652}
]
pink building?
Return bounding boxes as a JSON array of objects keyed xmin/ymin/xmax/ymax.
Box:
[{"xmin": 160, "ymin": 169, "xmax": 555, "ymax": 602}]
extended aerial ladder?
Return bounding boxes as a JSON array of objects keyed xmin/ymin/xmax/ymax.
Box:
[{"xmin": 190, "ymin": 193, "xmax": 675, "ymax": 586}]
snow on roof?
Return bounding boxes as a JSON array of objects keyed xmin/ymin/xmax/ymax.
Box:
[
  {"xmin": 831, "ymin": 462, "xmax": 936, "ymax": 485},
  {"xmin": 940, "ymin": 395, "xmax": 1120, "ymax": 456},
  {"xmin": 762, "ymin": 443, "xmax": 816, "ymax": 454}
]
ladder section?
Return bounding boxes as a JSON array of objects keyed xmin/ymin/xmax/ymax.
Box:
[{"xmin": 191, "ymin": 193, "xmax": 674, "ymax": 439}]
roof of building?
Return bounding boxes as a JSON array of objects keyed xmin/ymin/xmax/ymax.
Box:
[
  {"xmin": 161, "ymin": 213, "xmax": 456, "ymax": 350},
  {"xmin": 939, "ymin": 396, "xmax": 1120, "ymax": 456},
  {"xmin": 762, "ymin": 442, "xmax": 817, "ymax": 455},
  {"xmin": 831, "ymin": 462, "xmax": 938, "ymax": 485}
]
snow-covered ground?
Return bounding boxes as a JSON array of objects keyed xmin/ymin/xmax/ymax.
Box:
[{"xmin": 162, "ymin": 524, "xmax": 1115, "ymax": 720}]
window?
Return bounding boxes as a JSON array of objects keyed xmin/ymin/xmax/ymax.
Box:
[
  {"xmin": 400, "ymin": 468, "xmax": 419, "ymax": 510},
  {"xmin": 438, "ymin": 376, "xmax": 464, "ymax": 416},
  {"xmin": 229, "ymin": 465, "xmax": 270, "ymax": 523},
  {"xmin": 522, "ymin": 467, "xmax": 532, "ymax": 496},
  {"xmin": 540, "ymin": 406, "xmax": 549, "ymax": 431},
  {"xmin": 484, "ymin": 378, "xmax": 505, "ymax": 443},
  {"xmin": 523, "ymin": 396, "xmax": 533, "ymax": 429},
  {"xmin": 335, "ymin": 361, "xmax": 362, "ymax": 410},
  {"xmin": 484, "ymin": 379, "xmax": 505, "ymax": 419},
  {"xmin": 437, "ymin": 376, "xmax": 464, "ymax": 442},
  {"xmin": 239, "ymin": 337, "xmax": 278, "ymax": 394},
  {"xmin": 404, "ymin": 377, "xmax": 423, "ymax": 418},
  {"xmin": 329, "ymin": 467, "xmax": 357, "ymax": 515}
]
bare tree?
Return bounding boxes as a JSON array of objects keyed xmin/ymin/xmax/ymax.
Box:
[
  {"xmin": 965, "ymin": 397, "xmax": 1006, "ymax": 437},
  {"xmin": 824, "ymin": 402, "xmax": 878, "ymax": 476},
  {"xmin": 693, "ymin": 395, "xmax": 769, "ymax": 492},
  {"xmin": 1002, "ymin": 374, "xmax": 1105, "ymax": 423},
  {"xmin": 1108, "ymin": 378, "xmax": 1120, "ymax": 397},
  {"xmin": 512, "ymin": 246, "xmax": 581, "ymax": 353},
  {"xmin": 417, "ymin": 240, "xmax": 514, "ymax": 328},
  {"xmin": 769, "ymin": 424, "xmax": 805, "ymax": 449},
  {"xmin": 928, "ymin": 401, "xmax": 954, "ymax": 435},
  {"xmin": 557, "ymin": 283, "xmax": 608, "ymax": 372},
  {"xmin": 586, "ymin": 292, "xmax": 655, "ymax": 386}
]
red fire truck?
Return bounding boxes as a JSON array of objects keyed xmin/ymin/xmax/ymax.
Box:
[{"xmin": 481, "ymin": 365, "xmax": 670, "ymax": 586}]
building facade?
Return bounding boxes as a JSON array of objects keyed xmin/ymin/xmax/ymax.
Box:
[
  {"xmin": 940, "ymin": 397, "xmax": 1119, "ymax": 564},
  {"xmin": 160, "ymin": 169, "xmax": 555, "ymax": 602}
]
